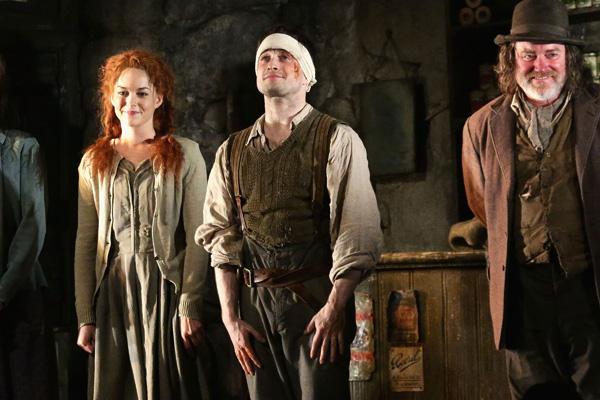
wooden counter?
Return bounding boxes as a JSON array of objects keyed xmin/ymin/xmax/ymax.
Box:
[{"xmin": 350, "ymin": 251, "xmax": 509, "ymax": 400}]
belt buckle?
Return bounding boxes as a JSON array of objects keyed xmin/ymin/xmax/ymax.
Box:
[{"xmin": 243, "ymin": 267, "xmax": 256, "ymax": 288}]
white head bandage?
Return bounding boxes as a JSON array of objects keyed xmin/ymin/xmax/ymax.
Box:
[{"xmin": 255, "ymin": 33, "xmax": 317, "ymax": 91}]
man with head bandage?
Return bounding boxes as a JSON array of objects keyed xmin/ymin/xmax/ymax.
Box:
[
  {"xmin": 197, "ymin": 30, "xmax": 382, "ymax": 399},
  {"xmin": 253, "ymin": 32, "xmax": 317, "ymax": 91}
]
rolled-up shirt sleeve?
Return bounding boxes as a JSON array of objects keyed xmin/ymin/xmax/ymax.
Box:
[
  {"xmin": 195, "ymin": 141, "xmax": 243, "ymax": 268},
  {"xmin": 328, "ymin": 124, "xmax": 382, "ymax": 282}
]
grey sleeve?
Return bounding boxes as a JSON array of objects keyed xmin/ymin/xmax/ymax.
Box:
[{"xmin": 0, "ymin": 138, "xmax": 46, "ymax": 304}]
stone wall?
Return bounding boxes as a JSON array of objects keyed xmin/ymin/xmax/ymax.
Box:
[
  {"xmin": 353, "ymin": 0, "xmax": 457, "ymax": 251},
  {"xmin": 79, "ymin": 0, "xmax": 457, "ymax": 251}
]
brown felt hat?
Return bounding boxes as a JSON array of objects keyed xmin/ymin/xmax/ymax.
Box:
[{"xmin": 494, "ymin": 0, "xmax": 585, "ymax": 46}]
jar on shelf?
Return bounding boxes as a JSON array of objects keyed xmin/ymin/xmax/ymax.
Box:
[
  {"xmin": 577, "ymin": 0, "xmax": 593, "ymax": 7},
  {"xmin": 584, "ymin": 52, "xmax": 598, "ymax": 79},
  {"xmin": 564, "ymin": 0, "xmax": 577, "ymax": 8}
]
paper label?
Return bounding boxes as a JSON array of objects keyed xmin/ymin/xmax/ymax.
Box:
[{"xmin": 389, "ymin": 345, "xmax": 424, "ymax": 392}]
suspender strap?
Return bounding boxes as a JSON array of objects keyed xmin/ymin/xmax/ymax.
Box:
[{"xmin": 227, "ymin": 126, "xmax": 253, "ymax": 232}]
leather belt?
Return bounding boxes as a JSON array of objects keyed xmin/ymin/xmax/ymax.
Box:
[{"xmin": 242, "ymin": 266, "xmax": 328, "ymax": 312}]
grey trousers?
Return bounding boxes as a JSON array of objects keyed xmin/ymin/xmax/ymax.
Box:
[
  {"xmin": 505, "ymin": 262, "xmax": 600, "ymax": 400},
  {"xmin": 240, "ymin": 236, "xmax": 355, "ymax": 400}
]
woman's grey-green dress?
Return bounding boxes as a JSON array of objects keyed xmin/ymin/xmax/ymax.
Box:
[{"xmin": 91, "ymin": 159, "xmax": 205, "ymax": 400}]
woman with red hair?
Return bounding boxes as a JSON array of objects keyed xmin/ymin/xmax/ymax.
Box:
[{"xmin": 74, "ymin": 49, "xmax": 209, "ymax": 399}]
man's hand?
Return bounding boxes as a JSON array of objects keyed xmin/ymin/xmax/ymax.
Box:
[
  {"xmin": 304, "ymin": 269, "xmax": 362, "ymax": 364},
  {"xmin": 224, "ymin": 317, "xmax": 266, "ymax": 375},
  {"xmin": 77, "ymin": 324, "xmax": 96, "ymax": 354},
  {"xmin": 180, "ymin": 316, "xmax": 204, "ymax": 351},
  {"xmin": 305, "ymin": 302, "xmax": 346, "ymax": 364},
  {"xmin": 215, "ymin": 266, "xmax": 266, "ymax": 375}
]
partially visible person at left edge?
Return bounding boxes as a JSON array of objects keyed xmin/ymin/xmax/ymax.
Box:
[{"xmin": 0, "ymin": 53, "xmax": 49, "ymax": 400}]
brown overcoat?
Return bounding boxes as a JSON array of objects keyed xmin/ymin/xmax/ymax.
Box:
[{"xmin": 462, "ymin": 85, "xmax": 600, "ymax": 349}]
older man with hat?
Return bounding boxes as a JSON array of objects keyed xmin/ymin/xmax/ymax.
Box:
[
  {"xmin": 196, "ymin": 30, "xmax": 382, "ymax": 400},
  {"xmin": 462, "ymin": 0, "xmax": 600, "ymax": 398}
]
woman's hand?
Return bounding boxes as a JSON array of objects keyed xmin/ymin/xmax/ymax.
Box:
[
  {"xmin": 77, "ymin": 324, "xmax": 96, "ymax": 354},
  {"xmin": 180, "ymin": 316, "xmax": 204, "ymax": 351}
]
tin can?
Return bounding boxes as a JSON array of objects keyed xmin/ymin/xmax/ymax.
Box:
[
  {"xmin": 564, "ymin": 0, "xmax": 577, "ymax": 9},
  {"xmin": 458, "ymin": 7, "xmax": 475, "ymax": 25}
]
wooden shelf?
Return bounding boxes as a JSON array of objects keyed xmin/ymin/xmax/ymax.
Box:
[
  {"xmin": 450, "ymin": 6, "xmax": 600, "ymax": 33},
  {"xmin": 377, "ymin": 250, "xmax": 486, "ymax": 269},
  {"xmin": 569, "ymin": 6, "xmax": 600, "ymax": 24}
]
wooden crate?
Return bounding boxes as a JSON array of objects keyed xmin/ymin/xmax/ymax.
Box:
[{"xmin": 350, "ymin": 251, "xmax": 509, "ymax": 400}]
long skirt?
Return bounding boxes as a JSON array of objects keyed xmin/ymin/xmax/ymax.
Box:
[{"xmin": 90, "ymin": 250, "xmax": 208, "ymax": 400}]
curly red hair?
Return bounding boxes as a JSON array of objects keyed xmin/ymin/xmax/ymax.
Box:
[{"xmin": 86, "ymin": 49, "xmax": 183, "ymax": 176}]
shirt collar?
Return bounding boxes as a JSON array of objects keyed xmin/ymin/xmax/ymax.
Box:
[
  {"xmin": 245, "ymin": 103, "xmax": 313, "ymax": 145},
  {"xmin": 510, "ymin": 91, "xmax": 524, "ymax": 118},
  {"xmin": 510, "ymin": 89, "xmax": 571, "ymax": 120}
]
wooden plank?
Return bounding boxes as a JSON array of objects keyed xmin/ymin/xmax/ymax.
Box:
[
  {"xmin": 379, "ymin": 251, "xmax": 486, "ymax": 265},
  {"xmin": 443, "ymin": 269, "xmax": 480, "ymax": 400},
  {"xmin": 410, "ymin": 269, "xmax": 446, "ymax": 400},
  {"xmin": 350, "ymin": 382, "xmax": 379, "ymax": 400},
  {"xmin": 475, "ymin": 272, "xmax": 510, "ymax": 400}
]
